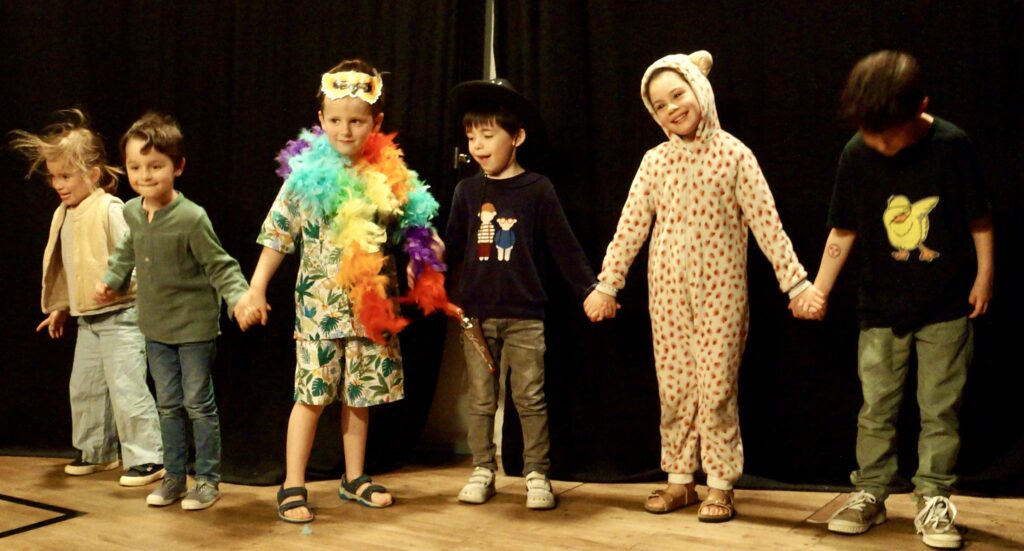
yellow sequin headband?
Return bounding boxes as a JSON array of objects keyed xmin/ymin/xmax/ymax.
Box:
[{"xmin": 321, "ymin": 71, "xmax": 383, "ymax": 104}]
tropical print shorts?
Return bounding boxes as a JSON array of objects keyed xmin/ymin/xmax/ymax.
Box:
[{"xmin": 293, "ymin": 338, "xmax": 404, "ymax": 407}]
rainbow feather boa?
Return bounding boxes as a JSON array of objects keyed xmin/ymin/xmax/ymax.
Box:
[{"xmin": 276, "ymin": 128, "xmax": 450, "ymax": 343}]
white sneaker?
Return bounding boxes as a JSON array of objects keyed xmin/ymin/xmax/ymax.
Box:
[
  {"xmin": 525, "ymin": 471, "xmax": 556, "ymax": 510},
  {"xmin": 458, "ymin": 467, "xmax": 495, "ymax": 504},
  {"xmin": 915, "ymin": 496, "xmax": 962, "ymax": 549}
]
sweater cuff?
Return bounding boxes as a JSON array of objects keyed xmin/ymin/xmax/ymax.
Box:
[
  {"xmin": 786, "ymin": 279, "xmax": 811, "ymax": 299},
  {"xmin": 102, "ymin": 271, "xmax": 126, "ymax": 292}
]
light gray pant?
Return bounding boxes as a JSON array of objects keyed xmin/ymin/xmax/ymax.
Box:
[
  {"xmin": 70, "ymin": 306, "xmax": 162, "ymax": 467},
  {"xmin": 463, "ymin": 318, "xmax": 550, "ymax": 475},
  {"xmin": 852, "ymin": 317, "xmax": 972, "ymax": 500}
]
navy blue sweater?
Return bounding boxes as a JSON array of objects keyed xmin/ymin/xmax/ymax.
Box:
[{"xmin": 444, "ymin": 171, "xmax": 596, "ymax": 319}]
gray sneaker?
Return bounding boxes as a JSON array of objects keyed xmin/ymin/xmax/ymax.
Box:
[
  {"xmin": 181, "ymin": 481, "xmax": 220, "ymax": 511},
  {"xmin": 828, "ymin": 491, "xmax": 887, "ymax": 534},
  {"xmin": 915, "ymin": 496, "xmax": 962, "ymax": 549},
  {"xmin": 146, "ymin": 476, "xmax": 187, "ymax": 507}
]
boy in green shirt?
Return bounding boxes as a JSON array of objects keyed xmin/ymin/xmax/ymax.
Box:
[{"xmin": 97, "ymin": 112, "xmax": 249, "ymax": 510}]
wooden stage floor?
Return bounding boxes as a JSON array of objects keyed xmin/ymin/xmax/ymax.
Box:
[{"xmin": 1, "ymin": 456, "xmax": 1021, "ymax": 550}]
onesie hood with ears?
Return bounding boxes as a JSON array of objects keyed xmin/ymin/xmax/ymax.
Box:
[{"xmin": 640, "ymin": 51, "xmax": 720, "ymax": 145}]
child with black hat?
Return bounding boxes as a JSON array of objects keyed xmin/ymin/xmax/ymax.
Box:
[{"xmin": 445, "ymin": 78, "xmax": 598, "ymax": 509}]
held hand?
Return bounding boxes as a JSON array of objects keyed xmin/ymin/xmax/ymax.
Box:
[
  {"xmin": 35, "ymin": 310, "xmax": 69, "ymax": 339},
  {"xmin": 968, "ymin": 274, "xmax": 993, "ymax": 318},
  {"xmin": 789, "ymin": 285, "xmax": 826, "ymax": 320},
  {"xmin": 234, "ymin": 290, "xmax": 271, "ymax": 331},
  {"xmin": 584, "ymin": 290, "xmax": 620, "ymax": 322},
  {"xmin": 94, "ymin": 281, "xmax": 118, "ymax": 304},
  {"xmin": 431, "ymin": 231, "xmax": 446, "ymax": 261}
]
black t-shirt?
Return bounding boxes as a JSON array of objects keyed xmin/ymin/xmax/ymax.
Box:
[
  {"xmin": 444, "ymin": 171, "xmax": 596, "ymax": 320},
  {"xmin": 827, "ymin": 117, "xmax": 989, "ymax": 333}
]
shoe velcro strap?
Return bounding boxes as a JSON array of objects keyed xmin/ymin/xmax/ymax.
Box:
[
  {"xmin": 277, "ymin": 486, "xmax": 308, "ymax": 502},
  {"xmin": 343, "ymin": 474, "xmax": 373, "ymax": 491},
  {"xmin": 278, "ymin": 498, "xmax": 310, "ymax": 514},
  {"xmin": 468, "ymin": 471, "xmax": 493, "ymax": 484},
  {"xmin": 526, "ymin": 477, "xmax": 551, "ymax": 491},
  {"xmin": 360, "ymin": 484, "xmax": 387, "ymax": 500}
]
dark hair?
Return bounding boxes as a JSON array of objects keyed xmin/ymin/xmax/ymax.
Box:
[
  {"xmin": 120, "ymin": 111, "xmax": 185, "ymax": 167},
  {"xmin": 318, "ymin": 58, "xmax": 385, "ymax": 117},
  {"xmin": 462, "ymin": 105, "xmax": 523, "ymax": 137},
  {"xmin": 644, "ymin": 67, "xmax": 686, "ymax": 104},
  {"xmin": 840, "ymin": 50, "xmax": 925, "ymax": 131}
]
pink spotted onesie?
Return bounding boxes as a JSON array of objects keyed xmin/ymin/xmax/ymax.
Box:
[{"xmin": 597, "ymin": 52, "xmax": 808, "ymax": 490}]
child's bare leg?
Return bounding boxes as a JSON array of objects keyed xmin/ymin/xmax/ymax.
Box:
[
  {"xmin": 281, "ymin": 403, "xmax": 324, "ymax": 520},
  {"xmin": 342, "ymin": 405, "xmax": 392, "ymax": 506}
]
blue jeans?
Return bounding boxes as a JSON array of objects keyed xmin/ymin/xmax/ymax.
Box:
[{"xmin": 146, "ymin": 339, "xmax": 221, "ymax": 484}]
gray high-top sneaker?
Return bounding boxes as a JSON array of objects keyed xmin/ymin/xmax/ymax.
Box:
[
  {"xmin": 181, "ymin": 480, "xmax": 220, "ymax": 511},
  {"xmin": 146, "ymin": 476, "xmax": 187, "ymax": 506}
]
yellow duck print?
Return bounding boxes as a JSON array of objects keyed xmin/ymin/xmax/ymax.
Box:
[{"xmin": 883, "ymin": 194, "xmax": 940, "ymax": 262}]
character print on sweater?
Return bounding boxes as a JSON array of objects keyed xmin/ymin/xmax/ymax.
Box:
[{"xmin": 476, "ymin": 202, "xmax": 497, "ymax": 260}]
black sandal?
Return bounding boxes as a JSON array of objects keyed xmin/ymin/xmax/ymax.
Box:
[
  {"xmin": 277, "ymin": 486, "xmax": 314, "ymax": 523},
  {"xmin": 339, "ymin": 474, "xmax": 392, "ymax": 508}
]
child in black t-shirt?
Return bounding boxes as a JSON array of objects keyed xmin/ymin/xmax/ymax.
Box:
[{"xmin": 804, "ymin": 51, "xmax": 993, "ymax": 550}]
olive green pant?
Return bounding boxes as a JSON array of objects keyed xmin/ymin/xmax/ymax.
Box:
[{"xmin": 852, "ymin": 317, "xmax": 972, "ymax": 501}]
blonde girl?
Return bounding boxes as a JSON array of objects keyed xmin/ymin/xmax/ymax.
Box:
[{"xmin": 11, "ymin": 109, "xmax": 164, "ymax": 487}]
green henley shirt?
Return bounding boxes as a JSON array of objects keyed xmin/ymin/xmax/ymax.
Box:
[{"xmin": 103, "ymin": 192, "xmax": 248, "ymax": 344}]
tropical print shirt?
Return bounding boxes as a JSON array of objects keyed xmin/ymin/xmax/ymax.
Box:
[{"xmin": 258, "ymin": 186, "xmax": 362, "ymax": 340}]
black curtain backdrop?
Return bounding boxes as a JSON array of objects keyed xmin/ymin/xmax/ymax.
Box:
[
  {"xmin": 0, "ymin": 1, "xmax": 484, "ymax": 485},
  {"xmin": 493, "ymin": 1, "xmax": 1024, "ymax": 495},
  {"xmin": 2, "ymin": 1, "xmax": 1022, "ymax": 495}
]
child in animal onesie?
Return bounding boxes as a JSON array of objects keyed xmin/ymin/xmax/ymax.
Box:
[{"xmin": 585, "ymin": 51, "xmax": 823, "ymax": 521}]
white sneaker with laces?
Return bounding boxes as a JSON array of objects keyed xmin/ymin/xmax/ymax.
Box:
[
  {"xmin": 525, "ymin": 471, "xmax": 556, "ymax": 510},
  {"xmin": 914, "ymin": 495, "xmax": 962, "ymax": 549},
  {"xmin": 458, "ymin": 467, "xmax": 496, "ymax": 504}
]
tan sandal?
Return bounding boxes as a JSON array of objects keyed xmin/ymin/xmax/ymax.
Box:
[
  {"xmin": 697, "ymin": 490, "xmax": 736, "ymax": 523},
  {"xmin": 644, "ymin": 484, "xmax": 698, "ymax": 514}
]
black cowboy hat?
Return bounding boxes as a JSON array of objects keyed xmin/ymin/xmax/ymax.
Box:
[{"xmin": 450, "ymin": 78, "xmax": 547, "ymax": 163}]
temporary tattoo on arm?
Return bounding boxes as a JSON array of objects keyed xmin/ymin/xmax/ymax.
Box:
[{"xmin": 827, "ymin": 243, "xmax": 842, "ymax": 258}]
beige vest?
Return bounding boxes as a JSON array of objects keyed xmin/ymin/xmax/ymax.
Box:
[{"xmin": 41, "ymin": 189, "xmax": 136, "ymax": 315}]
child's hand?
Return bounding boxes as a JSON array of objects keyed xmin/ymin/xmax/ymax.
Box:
[
  {"xmin": 789, "ymin": 285, "xmax": 826, "ymax": 320},
  {"xmin": 584, "ymin": 290, "xmax": 620, "ymax": 322},
  {"xmin": 431, "ymin": 231, "xmax": 446, "ymax": 261},
  {"xmin": 94, "ymin": 282, "xmax": 119, "ymax": 304},
  {"xmin": 968, "ymin": 272, "xmax": 993, "ymax": 318},
  {"xmin": 234, "ymin": 290, "xmax": 271, "ymax": 331},
  {"xmin": 35, "ymin": 310, "xmax": 69, "ymax": 339},
  {"xmin": 406, "ymin": 263, "xmax": 415, "ymax": 290}
]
